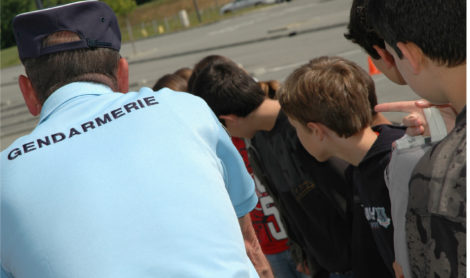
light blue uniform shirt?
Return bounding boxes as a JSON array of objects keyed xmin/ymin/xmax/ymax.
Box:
[{"xmin": 1, "ymin": 82, "xmax": 258, "ymax": 278}]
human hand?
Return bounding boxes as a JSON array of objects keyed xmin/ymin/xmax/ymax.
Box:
[
  {"xmin": 392, "ymin": 261, "xmax": 404, "ymax": 278},
  {"xmin": 374, "ymin": 100, "xmax": 457, "ymax": 136},
  {"xmin": 296, "ymin": 261, "xmax": 311, "ymax": 275}
]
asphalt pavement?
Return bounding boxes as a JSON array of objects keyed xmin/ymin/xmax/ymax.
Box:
[{"xmin": 0, "ymin": 0, "xmax": 418, "ymax": 150}]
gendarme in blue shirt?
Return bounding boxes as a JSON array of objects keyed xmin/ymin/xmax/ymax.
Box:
[{"xmin": 1, "ymin": 82, "xmax": 258, "ymax": 278}]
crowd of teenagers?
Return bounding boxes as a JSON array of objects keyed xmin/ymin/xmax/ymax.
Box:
[{"xmin": 1, "ymin": 0, "xmax": 465, "ymax": 278}]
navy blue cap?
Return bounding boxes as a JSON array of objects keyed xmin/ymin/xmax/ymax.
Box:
[{"xmin": 12, "ymin": 0, "xmax": 121, "ymax": 61}]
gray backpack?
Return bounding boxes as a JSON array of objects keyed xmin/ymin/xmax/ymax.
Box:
[{"xmin": 385, "ymin": 107, "xmax": 447, "ymax": 278}]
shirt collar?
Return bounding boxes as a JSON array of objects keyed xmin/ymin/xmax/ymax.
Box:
[
  {"xmin": 39, "ymin": 82, "xmax": 114, "ymax": 124},
  {"xmin": 359, "ymin": 124, "xmax": 406, "ymax": 165}
]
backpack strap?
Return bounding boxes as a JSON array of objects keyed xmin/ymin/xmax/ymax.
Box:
[{"xmin": 424, "ymin": 106, "xmax": 447, "ymax": 142}]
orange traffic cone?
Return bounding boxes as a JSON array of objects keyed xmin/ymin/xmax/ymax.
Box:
[{"xmin": 368, "ymin": 56, "xmax": 381, "ymax": 75}]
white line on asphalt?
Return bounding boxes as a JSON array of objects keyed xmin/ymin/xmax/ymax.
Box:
[
  {"xmin": 253, "ymin": 48, "xmax": 362, "ymax": 75},
  {"xmin": 337, "ymin": 49, "xmax": 362, "ymax": 57},
  {"xmin": 250, "ymin": 61, "xmax": 305, "ymax": 77}
]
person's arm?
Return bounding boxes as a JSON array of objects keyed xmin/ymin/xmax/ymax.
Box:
[
  {"xmin": 374, "ymin": 100, "xmax": 456, "ymax": 136},
  {"xmin": 238, "ymin": 214, "xmax": 274, "ymax": 278},
  {"xmin": 209, "ymin": 115, "xmax": 272, "ymax": 277}
]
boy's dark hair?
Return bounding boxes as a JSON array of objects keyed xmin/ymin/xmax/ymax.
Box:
[
  {"xmin": 187, "ymin": 55, "xmax": 234, "ymax": 92},
  {"xmin": 190, "ymin": 61, "xmax": 265, "ymax": 118},
  {"xmin": 367, "ymin": 0, "xmax": 466, "ymax": 67},
  {"xmin": 279, "ymin": 56, "xmax": 373, "ymax": 138},
  {"xmin": 344, "ymin": 0, "xmax": 384, "ymax": 59},
  {"xmin": 153, "ymin": 74, "xmax": 188, "ymax": 92},
  {"xmin": 23, "ymin": 31, "xmax": 120, "ymax": 104}
]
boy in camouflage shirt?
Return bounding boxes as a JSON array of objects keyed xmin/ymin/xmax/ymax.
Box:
[{"xmin": 368, "ymin": 0, "xmax": 466, "ymax": 277}]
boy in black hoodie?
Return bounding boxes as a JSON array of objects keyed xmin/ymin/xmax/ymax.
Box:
[{"xmin": 279, "ymin": 56, "xmax": 405, "ymax": 278}]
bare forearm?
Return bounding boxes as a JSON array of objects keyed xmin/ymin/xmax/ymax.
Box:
[{"xmin": 239, "ymin": 214, "xmax": 274, "ymax": 278}]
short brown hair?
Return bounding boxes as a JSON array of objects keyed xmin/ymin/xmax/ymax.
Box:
[
  {"xmin": 173, "ymin": 67, "xmax": 193, "ymax": 82},
  {"xmin": 279, "ymin": 56, "xmax": 373, "ymax": 137},
  {"xmin": 23, "ymin": 31, "xmax": 120, "ymax": 104},
  {"xmin": 153, "ymin": 73, "xmax": 188, "ymax": 92}
]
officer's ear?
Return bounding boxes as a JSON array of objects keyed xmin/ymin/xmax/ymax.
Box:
[
  {"xmin": 117, "ymin": 57, "xmax": 129, "ymax": 93},
  {"xmin": 18, "ymin": 75, "xmax": 42, "ymax": 116}
]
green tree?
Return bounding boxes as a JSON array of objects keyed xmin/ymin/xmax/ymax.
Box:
[
  {"xmin": 1, "ymin": 0, "xmax": 77, "ymax": 50},
  {"xmin": 1, "ymin": 0, "xmax": 31, "ymax": 49},
  {"xmin": 135, "ymin": 0, "xmax": 153, "ymax": 4},
  {"xmin": 42, "ymin": 0, "xmax": 77, "ymax": 8},
  {"xmin": 102, "ymin": 0, "xmax": 137, "ymax": 16}
]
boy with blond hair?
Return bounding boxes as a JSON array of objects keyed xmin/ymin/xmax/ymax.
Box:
[{"xmin": 279, "ymin": 56, "xmax": 405, "ymax": 278}]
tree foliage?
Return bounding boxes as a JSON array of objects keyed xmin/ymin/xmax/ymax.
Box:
[
  {"xmin": 136, "ymin": 0, "xmax": 153, "ymax": 4},
  {"xmin": 1, "ymin": 0, "xmax": 78, "ymax": 49},
  {"xmin": 102, "ymin": 0, "xmax": 137, "ymax": 16},
  {"xmin": 1, "ymin": 0, "xmax": 30, "ymax": 49},
  {"xmin": 43, "ymin": 0, "xmax": 77, "ymax": 8}
]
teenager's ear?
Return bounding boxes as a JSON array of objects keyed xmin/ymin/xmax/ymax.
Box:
[
  {"xmin": 306, "ymin": 122, "xmax": 325, "ymax": 140},
  {"xmin": 306, "ymin": 122, "xmax": 316, "ymax": 132},
  {"xmin": 396, "ymin": 42, "xmax": 423, "ymax": 74},
  {"xmin": 18, "ymin": 75, "xmax": 42, "ymax": 116},
  {"xmin": 219, "ymin": 114, "xmax": 239, "ymax": 124},
  {"xmin": 117, "ymin": 57, "xmax": 129, "ymax": 93},
  {"xmin": 373, "ymin": 45, "xmax": 396, "ymax": 68}
]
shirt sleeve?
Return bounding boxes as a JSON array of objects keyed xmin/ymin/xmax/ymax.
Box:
[{"xmin": 215, "ymin": 123, "xmax": 258, "ymax": 218}]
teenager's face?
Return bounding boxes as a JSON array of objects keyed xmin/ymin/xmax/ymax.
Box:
[{"xmin": 288, "ymin": 117, "xmax": 329, "ymax": 162}]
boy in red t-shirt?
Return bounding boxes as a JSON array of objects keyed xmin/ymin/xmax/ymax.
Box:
[{"xmin": 232, "ymin": 137, "xmax": 307, "ymax": 278}]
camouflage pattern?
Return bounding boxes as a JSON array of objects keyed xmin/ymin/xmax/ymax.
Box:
[{"xmin": 406, "ymin": 107, "xmax": 466, "ymax": 278}]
